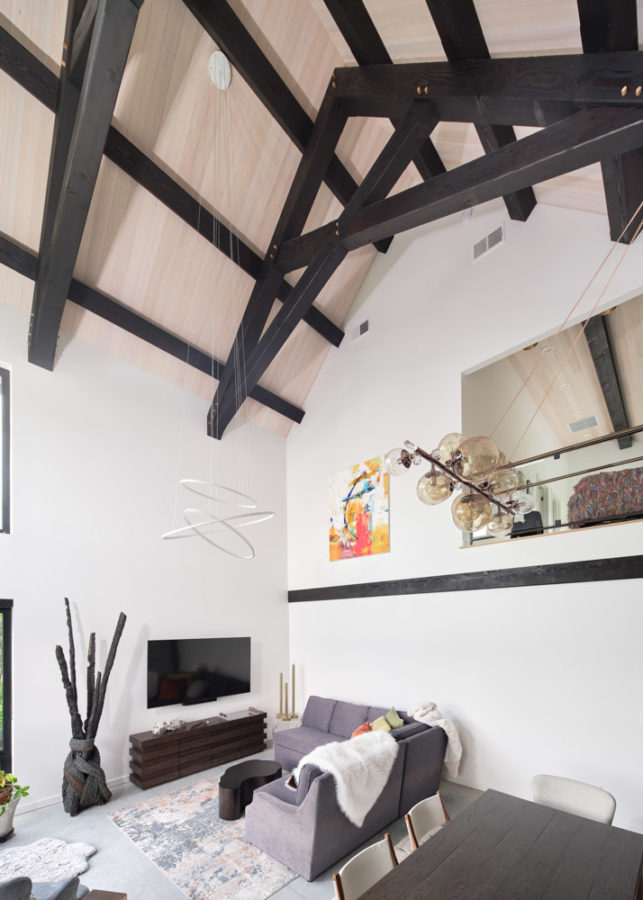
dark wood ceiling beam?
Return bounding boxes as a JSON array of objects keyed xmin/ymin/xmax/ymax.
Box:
[
  {"xmin": 273, "ymin": 92, "xmax": 349, "ymax": 249},
  {"xmin": 331, "ymin": 53, "xmax": 643, "ymax": 126},
  {"xmin": 102, "ymin": 129, "xmax": 344, "ymax": 346},
  {"xmin": 584, "ymin": 315, "xmax": 632, "ymax": 449},
  {"xmin": 0, "ymin": 25, "xmax": 344, "ymax": 349},
  {"xmin": 0, "ymin": 233, "xmax": 303, "ymax": 424},
  {"xmin": 0, "ymin": 24, "xmax": 59, "ymax": 110},
  {"xmin": 208, "ymin": 90, "xmax": 349, "ymax": 433},
  {"xmin": 277, "ymin": 223, "xmax": 335, "ymax": 274},
  {"xmin": 29, "ymin": 0, "xmax": 143, "ymax": 370},
  {"xmin": 424, "ymin": 0, "xmax": 536, "ymax": 222},
  {"xmin": 69, "ymin": 0, "xmax": 98, "ymax": 85},
  {"xmin": 210, "ymin": 239, "xmax": 347, "ymax": 437},
  {"xmin": 577, "ymin": 0, "xmax": 638, "ymax": 52},
  {"xmin": 210, "ymin": 102, "xmax": 442, "ymax": 437},
  {"xmin": 341, "ymin": 107, "xmax": 643, "ymax": 249},
  {"xmin": 323, "ymin": 0, "xmax": 445, "ymax": 179},
  {"xmin": 280, "ymin": 106, "xmax": 643, "ymax": 267},
  {"xmin": 577, "ymin": 0, "xmax": 642, "ymax": 243},
  {"xmin": 181, "ymin": 0, "xmax": 391, "ymax": 255}
]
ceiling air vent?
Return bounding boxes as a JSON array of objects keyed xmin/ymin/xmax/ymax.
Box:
[
  {"xmin": 568, "ymin": 415, "xmax": 598, "ymax": 433},
  {"xmin": 350, "ymin": 320, "xmax": 369, "ymax": 342},
  {"xmin": 473, "ymin": 225, "xmax": 504, "ymax": 261}
]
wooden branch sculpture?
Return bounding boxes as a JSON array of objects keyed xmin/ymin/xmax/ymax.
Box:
[{"xmin": 55, "ymin": 598, "xmax": 126, "ymax": 816}]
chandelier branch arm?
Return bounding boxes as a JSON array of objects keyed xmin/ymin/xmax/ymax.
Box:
[{"xmin": 410, "ymin": 446, "xmax": 514, "ymax": 515}]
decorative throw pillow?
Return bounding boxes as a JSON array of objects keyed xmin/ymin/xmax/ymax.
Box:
[
  {"xmin": 351, "ymin": 721, "xmax": 371, "ymax": 739},
  {"xmin": 385, "ymin": 707, "xmax": 405, "ymax": 729},
  {"xmin": 371, "ymin": 715, "xmax": 392, "ymax": 732}
]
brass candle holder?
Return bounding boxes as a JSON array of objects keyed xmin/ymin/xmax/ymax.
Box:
[{"xmin": 276, "ymin": 665, "xmax": 299, "ymax": 720}]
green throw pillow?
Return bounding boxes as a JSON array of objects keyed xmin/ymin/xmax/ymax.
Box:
[
  {"xmin": 371, "ymin": 715, "xmax": 391, "ymax": 732},
  {"xmin": 385, "ymin": 707, "xmax": 404, "ymax": 729}
]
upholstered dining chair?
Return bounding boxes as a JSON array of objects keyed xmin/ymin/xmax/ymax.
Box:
[
  {"xmin": 531, "ymin": 774, "xmax": 616, "ymax": 825},
  {"xmin": 403, "ymin": 791, "xmax": 450, "ymax": 855},
  {"xmin": 332, "ymin": 833, "xmax": 398, "ymax": 900}
]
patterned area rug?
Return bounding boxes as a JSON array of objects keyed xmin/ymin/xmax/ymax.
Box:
[
  {"xmin": 0, "ymin": 837, "xmax": 96, "ymax": 879},
  {"xmin": 110, "ymin": 779, "xmax": 296, "ymax": 899}
]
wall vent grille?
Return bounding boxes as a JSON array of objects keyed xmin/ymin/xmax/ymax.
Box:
[
  {"xmin": 350, "ymin": 320, "xmax": 369, "ymax": 342},
  {"xmin": 473, "ymin": 225, "xmax": 504, "ymax": 260},
  {"xmin": 568, "ymin": 415, "xmax": 598, "ymax": 432}
]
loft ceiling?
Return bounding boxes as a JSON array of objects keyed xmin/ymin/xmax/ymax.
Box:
[{"xmin": 0, "ymin": 0, "xmax": 642, "ymax": 439}]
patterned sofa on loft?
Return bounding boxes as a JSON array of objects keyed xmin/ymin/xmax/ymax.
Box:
[{"xmin": 567, "ymin": 466, "xmax": 643, "ymax": 527}]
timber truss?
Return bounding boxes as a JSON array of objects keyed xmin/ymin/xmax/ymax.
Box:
[{"xmin": 1, "ymin": 0, "xmax": 642, "ymax": 438}]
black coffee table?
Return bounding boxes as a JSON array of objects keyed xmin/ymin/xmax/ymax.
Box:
[{"xmin": 218, "ymin": 759, "xmax": 282, "ymax": 820}]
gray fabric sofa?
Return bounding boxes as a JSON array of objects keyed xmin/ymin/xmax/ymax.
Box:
[{"xmin": 244, "ymin": 695, "xmax": 447, "ymax": 880}]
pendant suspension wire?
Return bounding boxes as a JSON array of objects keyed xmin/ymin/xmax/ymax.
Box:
[
  {"xmin": 162, "ymin": 53, "xmax": 274, "ymax": 558},
  {"xmin": 489, "ymin": 200, "xmax": 643, "ymax": 443},
  {"xmin": 508, "ymin": 203, "xmax": 643, "ymax": 459}
]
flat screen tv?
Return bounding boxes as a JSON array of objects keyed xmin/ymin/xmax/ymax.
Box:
[{"xmin": 147, "ymin": 637, "xmax": 251, "ymax": 709}]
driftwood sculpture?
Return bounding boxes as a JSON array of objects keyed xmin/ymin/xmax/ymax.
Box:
[{"xmin": 55, "ymin": 598, "xmax": 126, "ymax": 816}]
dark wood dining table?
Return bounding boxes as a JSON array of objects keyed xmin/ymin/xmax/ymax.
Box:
[{"xmin": 360, "ymin": 789, "xmax": 643, "ymax": 899}]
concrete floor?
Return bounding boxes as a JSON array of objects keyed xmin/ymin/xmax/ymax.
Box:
[{"xmin": 10, "ymin": 754, "xmax": 481, "ymax": 899}]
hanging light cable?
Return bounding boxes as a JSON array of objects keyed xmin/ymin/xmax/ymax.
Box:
[{"xmin": 161, "ymin": 50, "xmax": 274, "ymax": 559}]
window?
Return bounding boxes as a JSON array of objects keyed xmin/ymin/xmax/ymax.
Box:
[
  {"xmin": 0, "ymin": 366, "xmax": 9, "ymax": 534},
  {"xmin": 0, "ymin": 601, "xmax": 12, "ymax": 771}
]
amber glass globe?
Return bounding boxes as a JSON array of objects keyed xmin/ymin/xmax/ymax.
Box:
[
  {"xmin": 456, "ymin": 435, "xmax": 500, "ymax": 483},
  {"xmin": 451, "ymin": 492, "xmax": 491, "ymax": 531},
  {"xmin": 488, "ymin": 468, "xmax": 519, "ymax": 497},
  {"xmin": 437, "ymin": 432, "xmax": 462, "ymax": 461},
  {"xmin": 487, "ymin": 510, "xmax": 514, "ymax": 537},
  {"xmin": 384, "ymin": 448, "xmax": 406, "ymax": 477},
  {"xmin": 417, "ymin": 469, "xmax": 454, "ymax": 505}
]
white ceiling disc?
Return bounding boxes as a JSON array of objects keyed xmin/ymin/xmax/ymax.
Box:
[{"xmin": 209, "ymin": 51, "xmax": 232, "ymax": 90}]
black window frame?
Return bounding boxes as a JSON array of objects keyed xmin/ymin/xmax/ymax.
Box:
[
  {"xmin": 0, "ymin": 600, "xmax": 12, "ymax": 772},
  {"xmin": 0, "ymin": 366, "xmax": 9, "ymax": 534}
]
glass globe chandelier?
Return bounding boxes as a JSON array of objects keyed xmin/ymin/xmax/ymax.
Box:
[
  {"xmin": 384, "ymin": 200, "xmax": 643, "ymax": 540},
  {"xmin": 385, "ymin": 435, "xmax": 534, "ymax": 537}
]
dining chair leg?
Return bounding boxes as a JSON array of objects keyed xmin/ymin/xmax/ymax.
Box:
[
  {"xmin": 405, "ymin": 813, "xmax": 419, "ymax": 851},
  {"xmin": 438, "ymin": 790, "xmax": 451, "ymax": 823},
  {"xmin": 333, "ymin": 872, "xmax": 346, "ymax": 900},
  {"xmin": 384, "ymin": 832, "xmax": 399, "ymax": 867}
]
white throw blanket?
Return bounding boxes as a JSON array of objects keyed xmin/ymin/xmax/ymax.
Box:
[
  {"xmin": 408, "ymin": 701, "xmax": 462, "ymax": 777},
  {"xmin": 292, "ymin": 730, "xmax": 398, "ymax": 827}
]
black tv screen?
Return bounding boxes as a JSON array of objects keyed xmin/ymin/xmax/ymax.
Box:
[{"xmin": 147, "ymin": 637, "xmax": 251, "ymax": 709}]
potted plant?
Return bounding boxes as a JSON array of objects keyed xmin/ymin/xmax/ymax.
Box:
[{"xmin": 0, "ymin": 771, "xmax": 29, "ymax": 841}]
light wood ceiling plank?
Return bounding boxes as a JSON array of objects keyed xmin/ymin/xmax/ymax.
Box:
[
  {"xmin": 0, "ymin": 73, "xmax": 53, "ymax": 249},
  {"xmin": 0, "ymin": 2, "xmax": 66, "ymax": 67},
  {"xmin": 607, "ymin": 294, "xmax": 643, "ymax": 427},
  {"xmin": 74, "ymin": 158, "xmax": 255, "ymax": 364}
]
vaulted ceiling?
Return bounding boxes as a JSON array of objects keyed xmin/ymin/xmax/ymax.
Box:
[{"xmin": 1, "ymin": 0, "xmax": 642, "ymax": 439}]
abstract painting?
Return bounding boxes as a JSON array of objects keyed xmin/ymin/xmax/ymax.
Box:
[{"xmin": 329, "ymin": 457, "xmax": 390, "ymax": 561}]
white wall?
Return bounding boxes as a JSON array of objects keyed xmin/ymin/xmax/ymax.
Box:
[
  {"xmin": 0, "ymin": 304, "xmax": 289, "ymax": 810},
  {"xmin": 286, "ymin": 201, "xmax": 643, "ymax": 831}
]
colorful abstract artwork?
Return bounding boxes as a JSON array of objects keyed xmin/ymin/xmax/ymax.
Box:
[{"xmin": 329, "ymin": 457, "xmax": 390, "ymax": 561}]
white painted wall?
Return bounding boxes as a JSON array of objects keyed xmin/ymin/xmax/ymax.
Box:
[
  {"xmin": 0, "ymin": 304, "xmax": 288, "ymax": 811},
  {"xmin": 286, "ymin": 201, "xmax": 643, "ymax": 831}
]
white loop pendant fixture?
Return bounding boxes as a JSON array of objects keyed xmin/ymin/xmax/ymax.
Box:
[{"xmin": 162, "ymin": 480, "xmax": 274, "ymax": 559}]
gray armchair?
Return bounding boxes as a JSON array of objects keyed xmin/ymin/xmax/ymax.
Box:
[{"xmin": 0, "ymin": 877, "xmax": 89, "ymax": 900}]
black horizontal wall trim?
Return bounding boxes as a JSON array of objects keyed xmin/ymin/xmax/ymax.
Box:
[{"xmin": 288, "ymin": 554, "xmax": 643, "ymax": 602}]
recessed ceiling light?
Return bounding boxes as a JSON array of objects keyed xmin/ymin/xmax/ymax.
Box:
[
  {"xmin": 572, "ymin": 410, "xmax": 584, "ymax": 418},
  {"xmin": 559, "ymin": 382, "xmax": 570, "ymax": 390},
  {"xmin": 541, "ymin": 345, "xmax": 553, "ymax": 355}
]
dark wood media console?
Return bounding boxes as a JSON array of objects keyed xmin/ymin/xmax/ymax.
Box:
[{"xmin": 129, "ymin": 708, "xmax": 267, "ymax": 789}]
